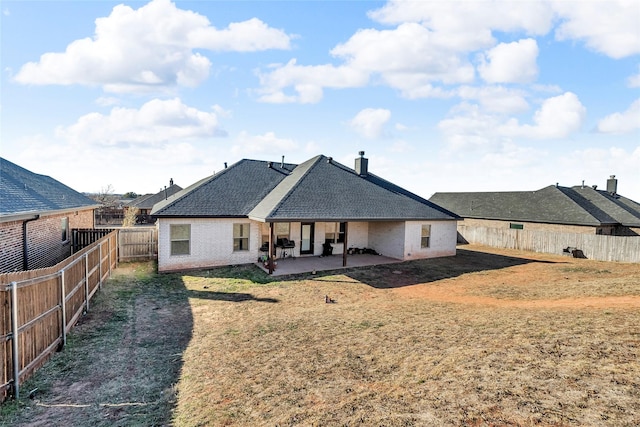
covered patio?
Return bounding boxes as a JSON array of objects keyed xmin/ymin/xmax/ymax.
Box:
[{"xmin": 256, "ymin": 253, "xmax": 402, "ymax": 276}]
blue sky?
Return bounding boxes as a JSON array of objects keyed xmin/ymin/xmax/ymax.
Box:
[{"xmin": 2, "ymin": 0, "xmax": 639, "ymax": 201}]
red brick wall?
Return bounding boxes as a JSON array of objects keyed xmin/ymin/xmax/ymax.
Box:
[
  {"xmin": 0, "ymin": 208, "xmax": 95, "ymax": 273},
  {"xmin": 0, "ymin": 220, "xmax": 23, "ymax": 272}
]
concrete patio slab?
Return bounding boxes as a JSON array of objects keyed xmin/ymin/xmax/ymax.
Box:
[{"xmin": 256, "ymin": 253, "xmax": 402, "ymax": 276}]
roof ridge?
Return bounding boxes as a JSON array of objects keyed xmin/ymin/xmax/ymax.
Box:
[
  {"xmin": 152, "ymin": 160, "xmax": 248, "ymax": 215},
  {"xmin": 248, "ymin": 155, "xmax": 323, "ymax": 220}
]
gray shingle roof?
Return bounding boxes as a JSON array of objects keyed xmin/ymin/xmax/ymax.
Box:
[
  {"xmin": 429, "ymin": 185, "xmax": 640, "ymax": 227},
  {"xmin": 250, "ymin": 155, "xmax": 457, "ymax": 221},
  {"xmin": 127, "ymin": 184, "xmax": 183, "ymax": 210},
  {"xmin": 1, "ymin": 157, "xmax": 99, "ymax": 217},
  {"xmin": 151, "ymin": 159, "xmax": 295, "ymax": 217},
  {"xmin": 152, "ymin": 155, "xmax": 458, "ymax": 222}
]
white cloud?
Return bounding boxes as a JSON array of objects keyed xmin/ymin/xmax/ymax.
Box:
[
  {"xmin": 257, "ymin": 59, "xmax": 369, "ymax": 103},
  {"xmin": 499, "ymin": 92, "xmax": 586, "ymax": 139},
  {"xmin": 628, "ymin": 66, "xmax": 640, "ymax": 88},
  {"xmin": 331, "ymin": 23, "xmax": 476, "ymax": 85},
  {"xmin": 438, "ymin": 92, "xmax": 586, "ymax": 151},
  {"xmin": 56, "ymin": 98, "xmax": 225, "ymax": 146},
  {"xmin": 478, "ymin": 39, "xmax": 539, "ymax": 83},
  {"xmin": 231, "ymin": 131, "xmax": 298, "ymax": 156},
  {"xmin": 14, "ymin": 0, "xmax": 292, "ymax": 93},
  {"xmin": 596, "ymin": 99, "xmax": 640, "ymax": 134},
  {"xmin": 552, "ymin": 0, "xmax": 640, "ymax": 59},
  {"xmin": 348, "ymin": 108, "xmax": 391, "ymax": 139},
  {"xmin": 456, "ymin": 86, "xmax": 529, "ymax": 114},
  {"xmin": 368, "ymin": 1, "xmax": 554, "ymax": 49}
]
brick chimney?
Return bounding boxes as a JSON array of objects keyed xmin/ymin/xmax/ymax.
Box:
[
  {"xmin": 355, "ymin": 151, "xmax": 368, "ymax": 177},
  {"xmin": 607, "ymin": 175, "xmax": 617, "ymax": 195}
]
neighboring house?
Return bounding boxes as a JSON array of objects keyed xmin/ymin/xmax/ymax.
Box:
[
  {"xmin": 429, "ymin": 176, "xmax": 640, "ymax": 238},
  {"xmin": 151, "ymin": 152, "xmax": 459, "ymax": 273},
  {"xmin": 0, "ymin": 158, "xmax": 100, "ymax": 273},
  {"xmin": 126, "ymin": 179, "xmax": 182, "ymax": 224}
]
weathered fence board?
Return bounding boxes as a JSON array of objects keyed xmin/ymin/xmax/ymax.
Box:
[
  {"xmin": 118, "ymin": 228, "xmax": 157, "ymax": 261},
  {"xmin": 458, "ymin": 226, "xmax": 640, "ymax": 263}
]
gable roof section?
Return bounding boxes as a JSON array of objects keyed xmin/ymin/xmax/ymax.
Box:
[
  {"xmin": 1, "ymin": 157, "xmax": 99, "ymax": 218},
  {"xmin": 127, "ymin": 184, "xmax": 183, "ymax": 210},
  {"xmin": 151, "ymin": 159, "xmax": 295, "ymax": 217},
  {"xmin": 429, "ymin": 185, "xmax": 640, "ymax": 227},
  {"xmin": 249, "ymin": 155, "xmax": 457, "ymax": 221}
]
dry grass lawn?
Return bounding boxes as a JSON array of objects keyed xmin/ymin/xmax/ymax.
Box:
[{"xmin": 2, "ymin": 245, "xmax": 639, "ymax": 426}]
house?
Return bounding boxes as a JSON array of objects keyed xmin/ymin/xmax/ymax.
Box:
[
  {"xmin": 429, "ymin": 176, "xmax": 640, "ymax": 238},
  {"xmin": 125, "ymin": 179, "xmax": 182, "ymax": 224},
  {"xmin": 151, "ymin": 152, "xmax": 459, "ymax": 273},
  {"xmin": 0, "ymin": 158, "xmax": 100, "ymax": 272}
]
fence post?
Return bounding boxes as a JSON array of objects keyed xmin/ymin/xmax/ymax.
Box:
[
  {"xmin": 60, "ymin": 270, "xmax": 67, "ymax": 348},
  {"xmin": 85, "ymin": 253, "xmax": 90, "ymax": 313},
  {"xmin": 108, "ymin": 235, "xmax": 112, "ymax": 275},
  {"xmin": 99, "ymin": 243, "xmax": 103, "ymax": 291},
  {"xmin": 10, "ymin": 281, "xmax": 20, "ymax": 399}
]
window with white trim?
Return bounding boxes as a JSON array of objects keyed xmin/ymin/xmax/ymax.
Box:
[
  {"xmin": 233, "ymin": 223, "xmax": 250, "ymax": 251},
  {"xmin": 421, "ymin": 224, "xmax": 431, "ymax": 248},
  {"xmin": 325, "ymin": 222, "xmax": 345, "ymax": 244},
  {"xmin": 170, "ymin": 224, "xmax": 191, "ymax": 255}
]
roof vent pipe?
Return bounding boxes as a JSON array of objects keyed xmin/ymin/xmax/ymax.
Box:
[
  {"xmin": 224, "ymin": 162, "xmax": 228, "ymax": 169},
  {"xmin": 281, "ymin": 156, "xmax": 285, "ymax": 168},
  {"xmin": 170, "ymin": 178, "xmax": 174, "ymax": 186},
  {"xmin": 267, "ymin": 161, "xmax": 273, "ymax": 168},
  {"xmin": 355, "ymin": 150, "xmax": 368, "ymax": 177},
  {"xmin": 327, "ymin": 157, "xmax": 332, "ymax": 163},
  {"xmin": 582, "ymin": 180, "xmax": 585, "ymax": 189}
]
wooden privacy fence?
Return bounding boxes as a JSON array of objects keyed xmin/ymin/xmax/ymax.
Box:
[
  {"xmin": 0, "ymin": 231, "xmax": 118, "ymax": 402},
  {"xmin": 459, "ymin": 225, "xmax": 640, "ymax": 263},
  {"xmin": 118, "ymin": 227, "xmax": 157, "ymax": 261}
]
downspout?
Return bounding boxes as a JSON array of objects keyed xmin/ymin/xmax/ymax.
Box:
[{"xmin": 22, "ymin": 215, "xmax": 40, "ymax": 270}]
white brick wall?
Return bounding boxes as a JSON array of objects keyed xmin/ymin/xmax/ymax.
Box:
[
  {"xmin": 158, "ymin": 218, "xmax": 263, "ymax": 272},
  {"xmin": 369, "ymin": 221, "xmax": 406, "ymax": 259},
  {"xmin": 157, "ymin": 218, "xmax": 458, "ymax": 272},
  {"xmin": 403, "ymin": 220, "xmax": 457, "ymax": 260}
]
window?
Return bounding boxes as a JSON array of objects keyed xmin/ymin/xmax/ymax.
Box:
[
  {"xmin": 61, "ymin": 217, "xmax": 69, "ymax": 242},
  {"xmin": 509, "ymin": 223, "xmax": 524, "ymax": 230},
  {"xmin": 325, "ymin": 222, "xmax": 345, "ymax": 244},
  {"xmin": 170, "ymin": 224, "xmax": 190, "ymax": 255},
  {"xmin": 274, "ymin": 222, "xmax": 290, "ymax": 241},
  {"xmin": 421, "ymin": 224, "xmax": 431, "ymax": 248},
  {"xmin": 233, "ymin": 223, "xmax": 250, "ymax": 251}
]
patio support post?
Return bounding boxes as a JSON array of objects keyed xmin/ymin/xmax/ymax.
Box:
[
  {"xmin": 268, "ymin": 222, "xmax": 274, "ymax": 274},
  {"xmin": 342, "ymin": 221, "xmax": 348, "ymax": 267}
]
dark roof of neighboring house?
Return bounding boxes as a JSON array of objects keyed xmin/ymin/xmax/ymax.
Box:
[
  {"xmin": 152, "ymin": 155, "xmax": 458, "ymax": 222},
  {"xmin": 127, "ymin": 184, "xmax": 183, "ymax": 210},
  {"xmin": 0, "ymin": 157, "xmax": 99, "ymax": 218},
  {"xmin": 429, "ymin": 185, "xmax": 640, "ymax": 227}
]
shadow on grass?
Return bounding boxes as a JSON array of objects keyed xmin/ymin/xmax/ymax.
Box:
[
  {"xmin": 187, "ymin": 289, "xmax": 279, "ymax": 303},
  {"xmin": 169, "ymin": 247, "xmax": 565, "ymax": 292},
  {"xmin": 281, "ymin": 247, "xmax": 565, "ymax": 289}
]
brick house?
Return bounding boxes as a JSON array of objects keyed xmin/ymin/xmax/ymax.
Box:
[
  {"xmin": 151, "ymin": 152, "xmax": 460, "ymax": 273},
  {"xmin": 0, "ymin": 158, "xmax": 100, "ymax": 272},
  {"xmin": 430, "ymin": 176, "xmax": 640, "ymax": 238}
]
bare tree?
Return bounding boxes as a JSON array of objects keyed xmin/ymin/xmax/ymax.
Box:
[{"xmin": 92, "ymin": 184, "xmax": 118, "ymax": 207}]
